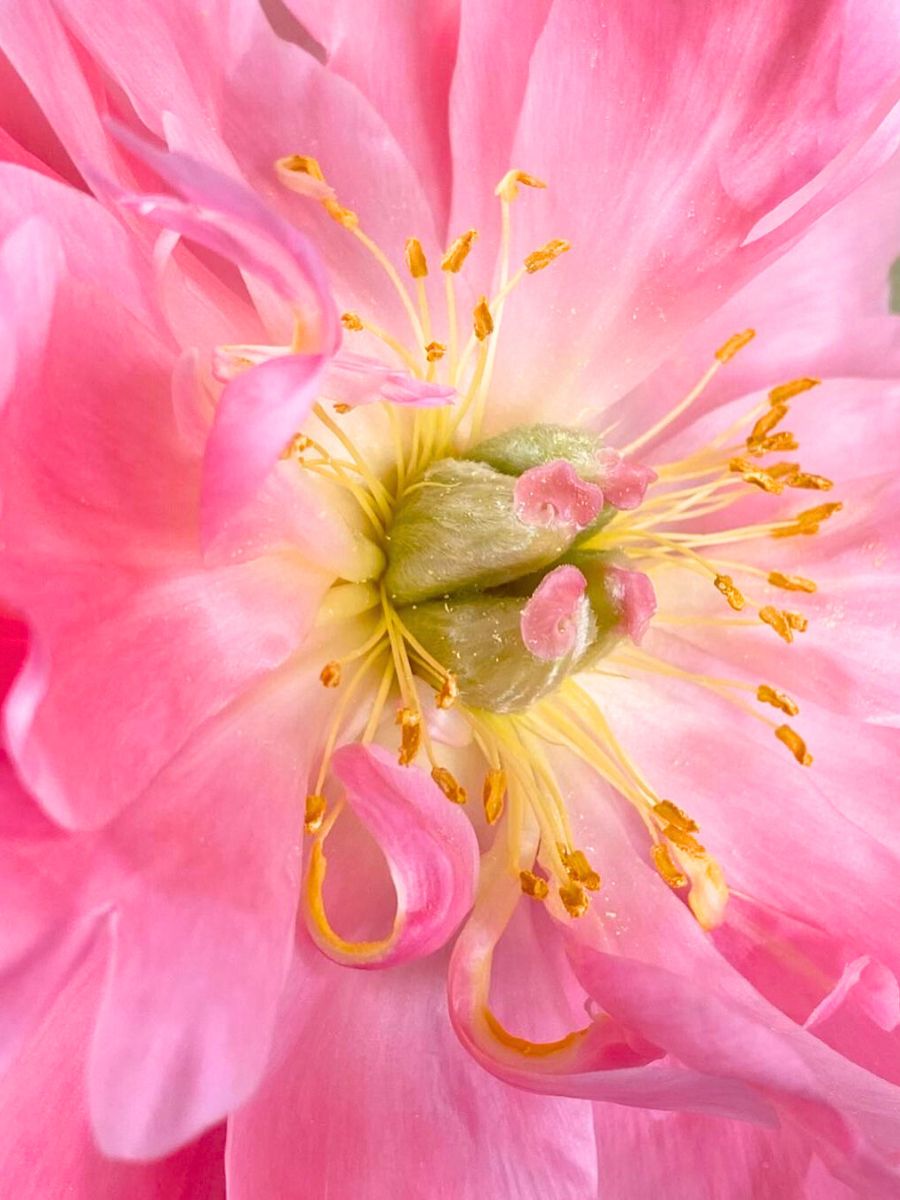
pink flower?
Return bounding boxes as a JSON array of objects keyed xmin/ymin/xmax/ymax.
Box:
[{"xmin": 2, "ymin": 2, "xmax": 900, "ymax": 1196}]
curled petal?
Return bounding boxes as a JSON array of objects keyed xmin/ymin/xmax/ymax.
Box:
[
  {"xmin": 447, "ymin": 847, "xmax": 772, "ymax": 1122},
  {"xmin": 304, "ymin": 744, "xmax": 479, "ymax": 968},
  {"xmin": 514, "ymin": 460, "xmax": 604, "ymax": 531},
  {"xmin": 521, "ymin": 565, "xmax": 592, "ymax": 661}
]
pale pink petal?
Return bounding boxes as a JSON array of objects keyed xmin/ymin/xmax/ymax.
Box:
[
  {"xmin": 226, "ymin": 935, "xmax": 598, "ymax": 1199},
  {"xmin": 448, "ymin": 0, "xmax": 555, "ymax": 248},
  {"xmin": 304, "ymin": 744, "xmax": 479, "ymax": 968},
  {"xmin": 0, "ymin": 953, "xmax": 226, "ymax": 1198},
  {"xmin": 604, "ymin": 566, "xmax": 657, "ymax": 645},
  {"xmin": 282, "ymin": 0, "xmax": 459, "ymax": 233},
  {"xmin": 109, "ymin": 131, "xmax": 339, "ymax": 352},
  {"xmin": 87, "ymin": 666, "xmax": 318, "ymax": 1157},
  {"xmin": 521, "ymin": 565, "xmax": 591, "ymax": 661},
  {"xmin": 514, "ymin": 460, "xmax": 604, "ymax": 530},
  {"xmin": 617, "ymin": 149, "xmax": 900, "ymax": 447},
  {"xmin": 489, "ymin": 0, "xmax": 900, "ymax": 429}
]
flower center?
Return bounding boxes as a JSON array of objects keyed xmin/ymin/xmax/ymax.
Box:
[{"xmin": 246, "ymin": 155, "xmax": 841, "ymax": 937}]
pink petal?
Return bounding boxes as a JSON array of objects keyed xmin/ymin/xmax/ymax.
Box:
[
  {"xmin": 282, "ymin": 0, "xmax": 459, "ymax": 234},
  {"xmin": 109, "ymin": 130, "xmax": 339, "ymax": 353},
  {"xmin": 0, "ymin": 953, "xmax": 226, "ymax": 1197},
  {"xmin": 226, "ymin": 933, "xmax": 598, "ymax": 1199},
  {"xmin": 5, "ymin": 556, "xmax": 323, "ymax": 830},
  {"xmin": 489, "ymin": 0, "xmax": 900, "ymax": 428},
  {"xmin": 590, "ymin": 1104, "xmax": 852, "ymax": 1200},
  {"xmin": 305, "ymin": 744, "xmax": 479, "ymax": 968},
  {"xmin": 604, "ymin": 566, "xmax": 657, "ymax": 645},
  {"xmin": 87, "ymin": 666, "xmax": 318, "ymax": 1157},
  {"xmin": 201, "ymin": 352, "xmax": 327, "ymax": 547},
  {"xmin": 448, "ymin": 0, "xmax": 555, "ymax": 250},
  {"xmin": 322, "ymin": 351, "xmax": 455, "ymax": 409},
  {"xmin": 514, "ymin": 459, "xmax": 604, "ymax": 531},
  {"xmin": 0, "ymin": 760, "xmax": 101, "ymax": 1074},
  {"xmin": 521, "ymin": 565, "xmax": 591, "ymax": 661}
]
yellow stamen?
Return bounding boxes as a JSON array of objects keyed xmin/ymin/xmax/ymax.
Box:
[
  {"xmin": 436, "ymin": 673, "xmax": 459, "ymax": 709},
  {"xmin": 653, "ymin": 800, "xmax": 698, "ymax": 833},
  {"xmin": 784, "ymin": 610, "xmax": 808, "ymax": 633},
  {"xmin": 558, "ymin": 880, "xmax": 589, "ymax": 917},
  {"xmin": 759, "ymin": 606, "xmax": 795, "ymax": 643},
  {"xmin": 747, "ymin": 431, "xmax": 799, "ymax": 456},
  {"xmin": 333, "ymin": 402, "xmax": 351, "ymax": 414},
  {"xmin": 431, "ymin": 766, "xmax": 467, "ymax": 805},
  {"xmin": 560, "ymin": 847, "xmax": 601, "ymax": 891},
  {"xmin": 282, "ymin": 433, "xmax": 314, "ymax": 459},
  {"xmin": 768, "ymin": 571, "xmax": 817, "ymax": 593},
  {"xmin": 473, "ymin": 296, "xmax": 494, "ymax": 341},
  {"xmin": 425, "ymin": 340, "xmax": 446, "ymax": 362},
  {"xmin": 751, "ymin": 404, "xmax": 789, "ymax": 442},
  {"xmin": 769, "ymin": 377, "xmax": 820, "ymax": 405},
  {"xmin": 483, "ymin": 769, "xmax": 507, "ymax": 825},
  {"xmin": 520, "ymin": 870, "xmax": 549, "ymax": 900},
  {"xmin": 276, "ymin": 152, "xmax": 325, "ymax": 181},
  {"xmin": 651, "ymin": 844, "xmax": 687, "ymax": 889},
  {"xmin": 395, "ymin": 707, "xmax": 422, "ymax": 766},
  {"xmin": 775, "ymin": 724, "xmax": 813, "ymax": 766},
  {"xmin": 757, "ymin": 684, "xmax": 799, "ymax": 716},
  {"xmin": 319, "ymin": 661, "xmax": 342, "ymax": 688},
  {"xmin": 664, "ymin": 825, "xmax": 707, "ymax": 858},
  {"xmin": 524, "ymin": 238, "xmax": 571, "ymax": 274},
  {"xmin": 304, "ymin": 793, "xmax": 327, "ymax": 834},
  {"xmin": 729, "ymin": 458, "xmax": 785, "ymax": 494},
  {"xmin": 715, "ymin": 329, "xmax": 756, "ymax": 363},
  {"xmin": 495, "ymin": 169, "xmax": 547, "ymax": 201},
  {"xmin": 714, "ymin": 573, "xmax": 746, "ymax": 611},
  {"xmin": 786, "ymin": 471, "xmax": 833, "ymax": 491},
  {"xmin": 441, "ymin": 229, "xmax": 478, "ymax": 273},
  {"xmin": 341, "ymin": 311, "xmax": 364, "ymax": 331},
  {"xmin": 404, "ymin": 237, "xmax": 428, "ymax": 278}
]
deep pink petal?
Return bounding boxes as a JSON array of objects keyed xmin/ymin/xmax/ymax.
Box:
[{"xmin": 304, "ymin": 744, "xmax": 479, "ymax": 968}]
